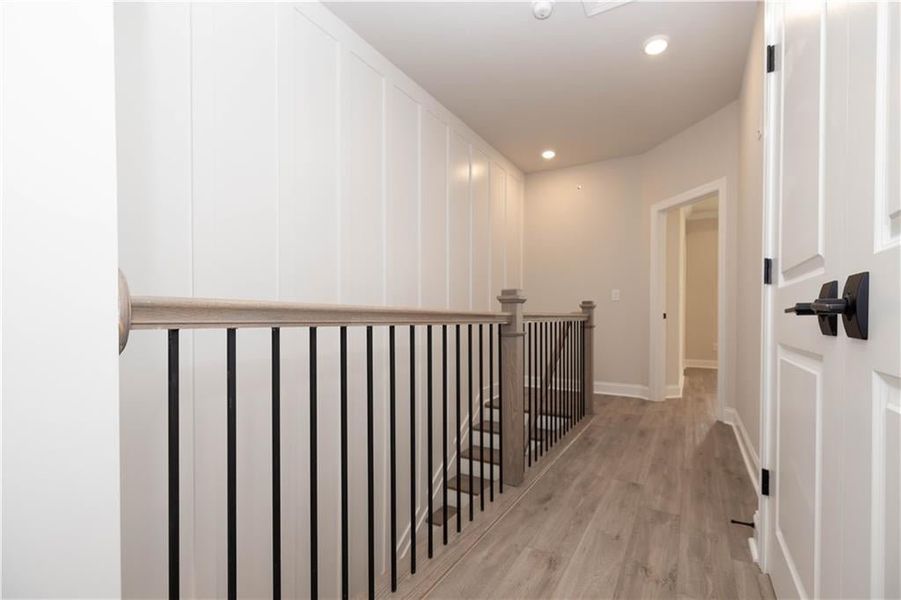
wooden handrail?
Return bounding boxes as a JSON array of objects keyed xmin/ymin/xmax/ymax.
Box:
[
  {"xmin": 129, "ymin": 296, "xmax": 511, "ymax": 330},
  {"xmin": 117, "ymin": 271, "xmax": 512, "ymax": 352},
  {"xmin": 523, "ymin": 313, "xmax": 587, "ymax": 322}
]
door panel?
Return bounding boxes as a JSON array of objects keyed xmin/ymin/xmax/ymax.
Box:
[
  {"xmin": 873, "ymin": 372, "xmax": 900, "ymax": 598},
  {"xmin": 765, "ymin": 2, "xmax": 843, "ymax": 598},
  {"xmin": 765, "ymin": 1, "xmax": 901, "ymax": 598},
  {"xmin": 776, "ymin": 350, "xmax": 821, "ymax": 598},
  {"xmin": 780, "ymin": 1, "xmax": 824, "ymax": 279}
]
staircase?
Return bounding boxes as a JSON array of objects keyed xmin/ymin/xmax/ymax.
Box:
[{"xmin": 429, "ymin": 318, "xmax": 585, "ymax": 533}]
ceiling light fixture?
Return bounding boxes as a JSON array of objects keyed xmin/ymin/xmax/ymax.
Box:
[
  {"xmin": 532, "ymin": 0, "xmax": 554, "ymax": 20},
  {"xmin": 643, "ymin": 35, "xmax": 669, "ymax": 56},
  {"xmin": 542, "ymin": 149, "xmax": 556, "ymax": 160}
]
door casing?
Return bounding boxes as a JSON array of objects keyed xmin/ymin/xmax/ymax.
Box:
[{"xmin": 648, "ymin": 176, "xmax": 729, "ymax": 418}]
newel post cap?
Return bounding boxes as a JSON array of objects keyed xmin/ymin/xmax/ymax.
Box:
[
  {"xmin": 497, "ymin": 288, "xmax": 526, "ymax": 304},
  {"xmin": 580, "ymin": 300, "xmax": 596, "ymax": 327}
]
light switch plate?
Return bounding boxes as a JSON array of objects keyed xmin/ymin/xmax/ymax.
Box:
[{"xmin": 611, "ymin": 289, "xmax": 621, "ymax": 301}]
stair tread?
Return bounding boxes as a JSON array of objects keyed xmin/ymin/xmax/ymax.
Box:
[
  {"xmin": 428, "ymin": 506, "xmax": 457, "ymax": 526},
  {"xmin": 486, "ymin": 398, "xmax": 574, "ymax": 417},
  {"xmin": 447, "ymin": 474, "xmax": 488, "ymax": 495},
  {"xmin": 472, "ymin": 419, "xmax": 499, "ymax": 433},
  {"xmin": 473, "ymin": 420, "xmax": 554, "ymax": 442},
  {"xmin": 461, "ymin": 446, "xmax": 501, "ymax": 465}
]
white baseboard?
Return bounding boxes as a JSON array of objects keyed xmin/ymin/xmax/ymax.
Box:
[
  {"xmin": 594, "ymin": 381, "xmax": 649, "ymax": 400},
  {"xmin": 666, "ymin": 382, "xmax": 683, "ymax": 399},
  {"xmin": 723, "ymin": 407, "xmax": 760, "ymax": 492},
  {"xmin": 684, "ymin": 359, "xmax": 718, "ymax": 369}
]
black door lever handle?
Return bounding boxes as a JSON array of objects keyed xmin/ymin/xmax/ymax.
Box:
[
  {"xmin": 784, "ymin": 281, "xmax": 840, "ymax": 336},
  {"xmin": 810, "ymin": 297, "xmax": 849, "ymax": 315},
  {"xmin": 783, "ymin": 273, "xmax": 869, "ymax": 339},
  {"xmin": 785, "ymin": 302, "xmax": 816, "ymax": 315}
]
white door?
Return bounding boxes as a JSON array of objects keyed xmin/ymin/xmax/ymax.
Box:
[{"xmin": 762, "ymin": 1, "xmax": 901, "ymax": 599}]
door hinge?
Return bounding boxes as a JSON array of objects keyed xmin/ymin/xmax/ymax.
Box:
[
  {"xmin": 766, "ymin": 44, "xmax": 776, "ymax": 73},
  {"xmin": 663, "ymin": 312, "xmax": 667, "ymax": 319},
  {"xmin": 763, "ymin": 257, "xmax": 773, "ymax": 284},
  {"xmin": 761, "ymin": 468, "xmax": 771, "ymax": 496}
]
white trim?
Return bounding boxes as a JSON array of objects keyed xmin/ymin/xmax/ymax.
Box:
[
  {"xmin": 684, "ymin": 359, "xmax": 718, "ymax": 370},
  {"xmin": 594, "ymin": 381, "xmax": 650, "ymax": 400},
  {"xmin": 724, "ymin": 407, "xmax": 761, "ymax": 493},
  {"xmin": 648, "ymin": 177, "xmax": 729, "ymax": 425},
  {"xmin": 666, "ymin": 383, "xmax": 683, "ymax": 399}
]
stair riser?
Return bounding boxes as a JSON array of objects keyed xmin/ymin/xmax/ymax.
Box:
[
  {"xmin": 469, "ymin": 427, "xmax": 571, "ymax": 449},
  {"xmin": 485, "ymin": 407, "xmax": 572, "ymax": 429},
  {"xmin": 460, "ymin": 458, "xmax": 500, "ymax": 479}
]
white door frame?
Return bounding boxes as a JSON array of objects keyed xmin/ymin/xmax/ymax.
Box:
[{"xmin": 648, "ymin": 177, "xmax": 728, "ymax": 419}]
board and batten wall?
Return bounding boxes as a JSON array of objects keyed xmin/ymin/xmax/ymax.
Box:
[{"xmin": 115, "ymin": 3, "xmax": 523, "ymax": 598}]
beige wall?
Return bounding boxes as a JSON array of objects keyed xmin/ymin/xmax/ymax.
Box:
[
  {"xmin": 685, "ymin": 218, "xmax": 719, "ymax": 362},
  {"xmin": 524, "ymin": 100, "xmax": 739, "ymax": 399},
  {"xmin": 734, "ymin": 4, "xmax": 765, "ymax": 459},
  {"xmin": 524, "ymin": 156, "xmax": 643, "ymax": 385}
]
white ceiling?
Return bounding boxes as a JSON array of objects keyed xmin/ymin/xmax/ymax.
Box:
[{"xmin": 325, "ymin": 1, "xmax": 758, "ymax": 173}]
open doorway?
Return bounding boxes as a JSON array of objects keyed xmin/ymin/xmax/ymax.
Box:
[
  {"xmin": 664, "ymin": 194, "xmax": 719, "ymax": 410},
  {"xmin": 649, "ymin": 178, "xmax": 728, "ymax": 417}
]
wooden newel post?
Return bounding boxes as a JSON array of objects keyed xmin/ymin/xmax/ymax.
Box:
[
  {"xmin": 580, "ymin": 300, "xmax": 596, "ymax": 415},
  {"xmin": 498, "ymin": 288, "xmax": 526, "ymax": 487}
]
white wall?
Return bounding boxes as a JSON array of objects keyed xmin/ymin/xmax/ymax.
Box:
[
  {"xmin": 524, "ymin": 101, "xmax": 739, "ymax": 401},
  {"xmin": 523, "ymin": 156, "xmax": 644, "ymax": 388},
  {"xmin": 734, "ymin": 3, "xmax": 765, "ymax": 463},
  {"xmin": 1, "ymin": 3, "xmax": 122, "ymax": 596},
  {"xmin": 684, "ymin": 217, "xmax": 719, "ymax": 363},
  {"xmin": 115, "ymin": 3, "xmax": 523, "ymax": 598}
]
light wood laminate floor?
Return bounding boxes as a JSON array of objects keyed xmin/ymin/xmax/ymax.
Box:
[{"xmin": 423, "ymin": 369, "xmax": 775, "ymax": 599}]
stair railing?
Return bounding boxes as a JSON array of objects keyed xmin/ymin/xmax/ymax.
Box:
[
  {"xmin": 117, "ymin": 273, "xmax": 591, "ymax": 599},
  {"xmin": 522, "ymin": 301, "xmax": 595, "ymax": 468}
]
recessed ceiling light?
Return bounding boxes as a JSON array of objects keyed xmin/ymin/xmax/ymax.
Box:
[
  {"xmin": 532, "ymin": 0, "xmax": 554, "ymax": 20},
  {"xmin": 644, "ymin": 35, "xmax": 669, "ymax": 56},
  {"xmin": 541, "ymin": 149, "xmax": 556, "ymax": 160}
]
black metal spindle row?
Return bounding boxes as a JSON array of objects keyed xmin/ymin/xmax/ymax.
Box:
[
  {"xmin": 163, "ymin": 321, "xmax": 517, "ymax": 599},
  {"xmin": 520, "ymin": 318, "xmax": 588, "ymax": 467}
]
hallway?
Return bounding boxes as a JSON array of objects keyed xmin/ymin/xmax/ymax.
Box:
[{"xmin": 421, "ymin": 369, "xmax": 774, "ymax": 599}]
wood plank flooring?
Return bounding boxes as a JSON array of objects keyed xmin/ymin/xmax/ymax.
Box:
[{"xmin": 423, "ymin": 369, "xmax": 775, "ymax": 599}]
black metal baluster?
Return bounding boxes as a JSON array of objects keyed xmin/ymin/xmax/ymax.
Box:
[
  {"xmin": 489, "ymin": 324, "xmax": 494, "ymax": 502},
  {"xmin": 366, "ymin": 327, "xmax": 375, "ymax": 600},
  {"xmin": 427, "ymin": 326, "xmax": 434, "ymax": 558},
  {"xmin": 543, "ymin": 322, "xmax": 548, "ymax": 456},
  {"xmin": 227, "ymin": 329, "xmax": 237, "ymax": 600},
  {"xmin": 581, "ymin": 322, "xmax": 586, "ymax": 419},
  {"xmin": 498, "ymin": 323, "xmax": 503, "ymax": 494},
  {"xmin": 467, "ymin": 324, "xmax": 473, "ymax": 522},
  {"xmin": 536, "ymin": 322, "xmax": 541, "ymax": 456},
  {"xmin": 389, "ymin": 326, "xmax": 397, "ymax": 591},
  {"xmin": 478, "ymin": 324, "xmax": 484, "ymax": 511},
  {"xmin": 309, "ymin": 328, "xmax": 319, "ymax": 599},
  {"xmin": 564, "ymin": 322, "xmax": 569, "ymax": 434},
  {"xmin": 455, "ymin": 324, "xmax": 461, "ymax": 532},
  {"xmin": 409, "ymin": 325, "xmax": 417, "ymax": 574},
  {"xmin": 167, "ymin": 330, "xmax": 179, "ymax": 600},
  {"xmin": 271, "ymin": 328, "xmax": 281, "ymax": 599},
  {"xmin": 569, "ymin": 322, "xmax": 574, "ymax": 430},
  {"xmin": 340, "ymin": 326, "xmax": 348, "ymax": 600},
  {"xmin": 527, "ymin": 323, "xmax": 532, "ymax": 467},
  {"xmin": 442, "ymin": 325, "xmax": 448, "ymax": 545},
  {"xmin": 554, "ymin": 322, "xmax": 559, "ymax": 446}
]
